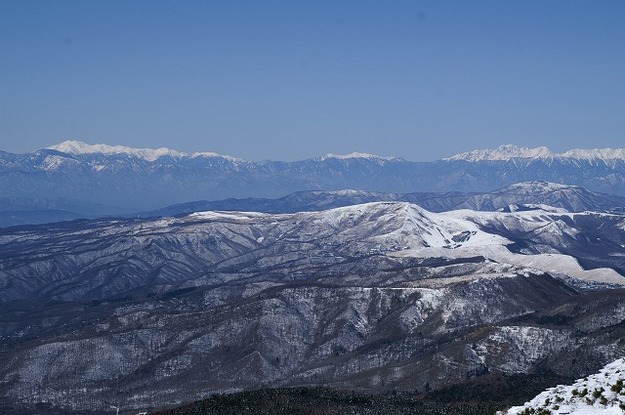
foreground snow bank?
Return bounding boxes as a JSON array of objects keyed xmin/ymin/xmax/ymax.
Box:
[{"xmin": 500, "ymin": 358, "xmax": 625, "ymax": 414}]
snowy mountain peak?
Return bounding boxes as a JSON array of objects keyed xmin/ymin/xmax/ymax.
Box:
[
  {"xmin": 319, "ymin": 152, "xmax": 402, "ymax": 162},
  {"xmin": 50, "ymin": 140, "xmax": 185, "ymax": 161},
  {"xmin": 445, "ymin": 144, "xmax": 554, "ymax": 161},
  {"xmin": 188, "ymin": 200, "xmax": 503, "ymax": 253},
  {"xmin": 189, "ymin": 151, "xmax": 244, "ymax": 162},
  {"xmin": 49, "ymin": 140, "xmax": 242, "ymax": 163},
  {"xmin": 446, "ymin": 144, "xmax": 625, "ymax": 162}
]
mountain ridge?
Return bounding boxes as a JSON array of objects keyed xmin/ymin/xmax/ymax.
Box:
[
  {"xmin": 46, "ymin": 140, "xmax": 625, "ymax": 163},
  {"xmin": 5, "ymin": 141, "xmax": 625, "ymax": 215},
  {"xmin": 142, "ymin": 181, "xmax": 625, "ymax": 218},
  {"xmin": 48, "ymin": 140, "xmax": 244, "ymax": 163},
  {"xmin": 446, "ymin": 144, "xmax": 625, "ymax": 162},
  {"xmin": 3, "ymin": 179, "xmax": 625, "ymax": 228},
  {"xmin": 2, "ymin": 201, "xmax": 625, "ymax": 412}
]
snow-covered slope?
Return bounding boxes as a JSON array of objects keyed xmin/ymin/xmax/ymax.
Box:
[
  {"xmin": 1, "ymin": 201, "xmax": 624, "ymax": 305},
  {"xmin": 501, "ymin": 357, "xmax": 625, "ymax": 415},
  {"xmin": 379, "ymin": 206, "xmax": 625, "ymax": 286},
  {"xmin": 2, "ymin": 201, "xmax": 625, "ymax": 412}
]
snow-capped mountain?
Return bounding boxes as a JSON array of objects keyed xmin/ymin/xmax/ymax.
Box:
[
  {"xmin": 50, "ymin": 139, "xmax": 187, "ymax": 161},
  {"xmin": 445, "ymin": 144, "xmax": 555, "ymax": 161},
  {"xmin": 500, "ymin": 357, "xmax": 625, "ymax": 415},
  {"xmin": 3, "ymin": 141, "xmax": 625, "ymax": 215},
  {"xmin": 318, "ymin": 152, "xmax": 402, "ymax": 162},
  {"xmin": 49, "ymin": 139, "xmax": 244, "ymax": 163},
  {"xmin": 2, "ymin": 202, "xmax": 625, "ymax": 412},
  {"xmin": 446, "ymin": 144, "xmax": 625, "ymax": 162}
]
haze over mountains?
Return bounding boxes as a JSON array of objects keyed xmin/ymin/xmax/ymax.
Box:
[{"xmin": 3, "ymin": 141, "xmax": 625, "ymax": 227}]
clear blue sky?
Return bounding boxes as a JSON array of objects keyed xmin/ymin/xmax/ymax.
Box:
[{"xmin": 1, "ymin": 1, "xmax": 624, "ymax": 161}]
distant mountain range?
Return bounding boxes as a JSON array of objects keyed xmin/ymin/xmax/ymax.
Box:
[
  {"xmin": 2, "ymin": 141, "xmax": 625, "ymax": 217},
  {"xmin": 141, "ymin": 181, "xmax": 625, "ymax": 219},
  {"xmin": 445, "ymin": 143, "xmax": 625, "ymax": 162},
  {"xmin": 2, "ymin": 180, "xmax": 625, "ymax": 228}
]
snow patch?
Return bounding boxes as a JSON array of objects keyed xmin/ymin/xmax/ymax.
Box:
[{"xmin": 39, "ymin": 154, "xmax": 78, "ymax": 170}]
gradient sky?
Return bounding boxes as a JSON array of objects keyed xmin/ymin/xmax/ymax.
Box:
[{"xmin": 1, "ymin": 1, "xmax": 624, "ymax": 161}]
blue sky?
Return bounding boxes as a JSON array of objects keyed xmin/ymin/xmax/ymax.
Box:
[{"xmin": 1, "ymin": 1, "xmax": 624, "ymax": 161}]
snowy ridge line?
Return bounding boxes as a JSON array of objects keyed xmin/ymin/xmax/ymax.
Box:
[
  {"xmin": 49, "ymin": 140, "xmax": 243, "ymax": 163},
  {"xmin": 187, "ymin": 201, "xmax": 625, "ymax": 286},
  {"xmin": 318, "ymin": 152, "xmax": 402, "ymax": 162},
  {"xmin": 446, "ymin": 144, "xmax": 625, "ymax": 162},
  {"xmin": 48, "ymin": 141, "xmax": 625, "ymax": 163},
  {"xmin": 48, "ymin": 141, "xmax": 400, "ymax": 163},
  {"xmin": 500, "ymin": 357, "xmax": 625, "ymax": 415}
]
